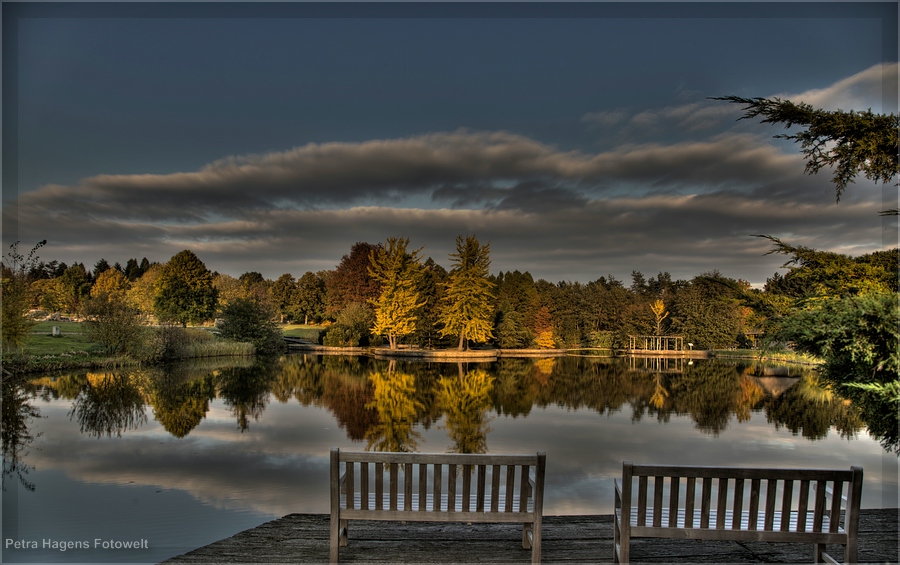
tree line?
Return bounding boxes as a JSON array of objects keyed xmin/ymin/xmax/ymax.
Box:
[{"xmin": 3, "ymin": 232, "xmax": 896, "ymax": 356}]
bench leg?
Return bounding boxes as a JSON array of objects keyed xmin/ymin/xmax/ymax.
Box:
[
  {"xmin": 531, "ymin": 519, "xmax": 542, "ymax": 564},
  {"xmin": 814, "ymin": 543, "xmax": 825, "ymax": 563},
  {"xmin": 522, "ymin": 521, "xmax": 532, "ymax": 549},
  {"xmin": 339, "ymin": 519, "xmax": 349, "ymax": 547},
  {"xmin": 329, "ymin": 516, "xmax": 340, "ymax": 563},
  {"xmin": 614, "ymin": 520, "xmax": 629, "ymax": 564},
  {"xmin": 846, "ymin": 535, "xmax": 858, "ymax": 563}
]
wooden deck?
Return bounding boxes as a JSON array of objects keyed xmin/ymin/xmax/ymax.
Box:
[{"xmin": 163, "ymin": 509, "xmax": 898, "ymax": 564}]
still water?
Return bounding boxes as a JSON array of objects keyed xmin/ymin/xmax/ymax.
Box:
[{"xmin": 3, "ymin": 354, "xmax": 897, "ymax": 563}]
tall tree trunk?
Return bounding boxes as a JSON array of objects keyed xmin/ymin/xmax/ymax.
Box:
[{"xmin": 458, "ymin": 333, "xmax": 465, "ymax": 351}]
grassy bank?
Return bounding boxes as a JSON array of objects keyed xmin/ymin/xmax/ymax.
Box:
[
  {"xmin": 3, "ymin": 321, "xmax": 256, "ymax": 375},
  {"xmin": 281, "ymin": 324, "xmax": 326, "ymax": 342},
  {"xmin": 711, "ymin": 348, "xmax": 823, "ymax": 366}
]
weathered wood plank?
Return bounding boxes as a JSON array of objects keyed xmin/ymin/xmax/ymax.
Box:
[{"xmin": 163, "ymin": 509, "xmax": 899, "ymax": 564}]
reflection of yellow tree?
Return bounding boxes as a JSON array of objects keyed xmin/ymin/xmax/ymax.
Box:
[
  {"xmin": 649, "ymin": 374, "xmax": 669, "ymax": 410},
  {"xmin": 736, "ymin": 375, "xmax": 765, "ymax": 422},
  {"xmin": 365, "ymin": 367, "xmax": 423, "ymax": 452},
  {"xmin": 438, "ymin": 368, "xmax": 494, "ymax": 454}
]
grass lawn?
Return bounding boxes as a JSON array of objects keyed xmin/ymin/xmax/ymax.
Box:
[
  {"xmin": 32, "ymin": 320, "xmax": 85, "ymax": 334},
  {"xmin": 25, "ymin": 321, "xmax": 102, "ymax": 355},
  {"xmin": 281, "ymin": 324, "xmax": 326, "ymax": 342}
]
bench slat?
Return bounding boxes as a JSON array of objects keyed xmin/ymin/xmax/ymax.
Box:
[
  {"xmin": 375, "ymin": 463, "xmax": 383, "ymax": 511},
  {"xmin": 668, "ymin": 477, "xmax": 680, "ymax": 528},
  {"xmin": 339, "ymin": 451, "xmax": 539, "ymax": 465},
  {"xmin": 476, "ymin": 465, "xmax": 486, "ymax": 513},
  {"xmin": 626, "ymin": 465, "xmax": 855, "ymax": 482},
  {"xmin": 491, "ymin": 465, "xmax": 500, "ymax": 512},
  {"xmin": 619, "ymin": 507, "xmax": 839, "ymax": 533},
  {"xmin": 448, "ymin": 464, "xmax": 457, "ymax": 513},
  {"xmin": 637, "ymin": 476, "xmax": 648, "ymax": 526},
  {"xmin": 829, "ymin": 480, "xmax": 843, "ymax": 533},
  {"xmin": 764, "ymin": 478, "xmax": 777, "ymax": 531},
  {"xmin": 716, "ymin": 478, "xmax": 728, "ymax": 530},
  {"xmin": 684, "ymin": 477, "xmax": 695, "ymax": 529},
  {"xmin": 700, "ymin": 477, "xmax": 712, "ymax": 529},
  {"xmin": 797, "ymin": 480, "xmax": 809, "ymax": 532},
  {"xmin": 418, "ymin": 463, "xmax": 426, "ymax": 512}
]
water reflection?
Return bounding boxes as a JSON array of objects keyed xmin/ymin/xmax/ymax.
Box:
[
  {"xmin": 1, "ymin": 375, "xmax": 42, "ymax": 491},
  {"xmin": 5, "ymin": 354, "xmax": 884, "ymax": 469},
  {"xmin": 68, "ymin": 372, "xmax": 149, "ymax": 437},
  {"xmin": 438, "ymin": 366, "xmax": 494, "ymax": 454},
  {"xmin": 4, "ymin": 354, "xmax": 894, "ymax": 564}
]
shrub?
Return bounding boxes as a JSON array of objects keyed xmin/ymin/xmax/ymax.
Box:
[
  {"xmin": 322, "ymin": 302, "xmax": 374, "ymax": 347},
  {"xmin": 219, "ymin": 298, "xmax": 284, "ymax": 356},
  {"xmin": 82, "ymin": 295, "xmax": 143, "ymax": 355}
]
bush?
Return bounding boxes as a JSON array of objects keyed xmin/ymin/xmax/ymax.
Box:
[
  {"xmin": 773, "ymin": 291, "xmax": 899, "ymax": 452},
  {"xmin": 82, "ymin": 295, "xmax": 142, "ymax": 355},
  {"xmin": 219, "ymin": 298, "xmax": 284, "ymax": 356},
  {"xmin": 322, "ymin": 302, "xmax": 374, "ymax": 347},
  {"xmin": 132, "ymin": 325, "xmax": 193, "ymax": 363}
]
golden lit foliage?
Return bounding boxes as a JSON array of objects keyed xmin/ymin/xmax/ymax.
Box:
[
  {"xmin": 91, "ymin": 269, "xmax": 131, "ymax": 302},
  {"xmin": 365, "ymin": 368, "xmax": 424, "ymax": 452},
  {"xmin": 368, "ymin": 237, "xmax": 425, "ymax": 349},
  {"xmin": 437, "ymin": 368, "xmax": 494, "ymax": 453},
  {"xmin": 650, "ymin": 299, "xmax": 669, "ymax": 334}
]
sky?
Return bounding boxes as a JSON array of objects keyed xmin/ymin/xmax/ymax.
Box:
[{"xmin": 3, "ymin": 2, "xmax": 898, "ymax": 287}]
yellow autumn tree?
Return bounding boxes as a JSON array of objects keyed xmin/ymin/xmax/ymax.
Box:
[
  {"xmin": 368, "ymin": 237, "xmax": 425, "ymax": 349},
  {"xmin": 650, "ymin": 299, "xmax": 669, "ymax": 334}
]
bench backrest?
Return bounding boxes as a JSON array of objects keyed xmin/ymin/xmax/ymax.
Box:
[
  {"xmin": 620, "ymin": 462, "xmax": 863, "ymax": 533},
  {"xmin": 331, "ymin": 449, "xmax": 546, "ymax": 518}
]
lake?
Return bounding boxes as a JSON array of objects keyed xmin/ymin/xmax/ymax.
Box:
[{"xmin": 2, "ymin": 354, "xmax": 897, "ymax": 563}]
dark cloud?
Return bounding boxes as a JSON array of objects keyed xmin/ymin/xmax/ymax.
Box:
[{"xmin": 18, "ymin": 65, "xmax": 893, "ymax": 284}]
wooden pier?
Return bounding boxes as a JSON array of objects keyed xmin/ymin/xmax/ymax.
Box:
[{"xmin": 163, "ymin": 509, "xmax": 898, "ymax": 564}]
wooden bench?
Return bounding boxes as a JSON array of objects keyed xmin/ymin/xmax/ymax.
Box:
[
  {"xmin": 329, "ymin": 448, "xmax": 546, "ymax": 563},
  {"xmin": 614, "ymin": 461, "xmax": 863, "ymax": 564}
]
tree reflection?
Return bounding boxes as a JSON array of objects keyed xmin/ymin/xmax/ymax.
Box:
[
  {"xmin": 216, "ymin": 361, "xmax": 279, "ymax": 432},
  {"xmin": 1, "ymin": 375, "xmax": 41, "ymax": 491},
  {"xmin": 763, "ymin": 373, "xmax": 865, "ymax": 440},
  {"xmin": 437, "ymin": 366, "xmax": 494, "ymax": 453},
  {"xmin": 68, "ymin": 372, "xmax": 149, "ymax": 437},
  {"xmin": 147, "ymin": 368, "xmax": 217, "ymax": 438},
  {"xmin": 365, "ymin": 362, "xmax": 423, "ymax": 452}
]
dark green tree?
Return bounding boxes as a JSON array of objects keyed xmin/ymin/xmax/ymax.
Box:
[
  {"xmin": 439, "ymin": 235, "xmax": 496, "ymax": 350},
  {"xmin": 270, "ymin": 273, "xmax": 298, "ymax": 323},
  {"xmin": 324, "ymin": 242, "xmax": 382, "ymax": 317},
  {"xmin": 669, "ymin": 273, "xmax": 744, "ymax": 349},
  {"xmin": 714, "ymin": 96, "xmax": 899, "ymax": 205},
  {"xmin": 323, "ymin": 302, "xmax": 376, "ymax": 347},
  {"xmin": 219, "ymin": 297, "xmax": 285, "ymax": 356},
  {"xmin": 295, "ymin": 271, "xmax": 327, "ymax": 325},
  {"xmin": 153, "ymin": 250, "xmax": 218, "ymax": 327},
  {"xmin": 58, "ymin": 263, "xmax": 92, "ymax": 313}
]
